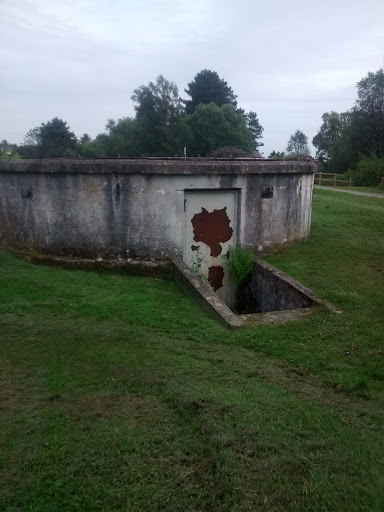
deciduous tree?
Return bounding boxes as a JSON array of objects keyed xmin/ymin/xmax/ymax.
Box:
[
  {"xmin": 23, "ymin": 127, "xmax": 41, "ymax": 146},
  {"xmin": 313, "ymin": 69, "xmax": 384, "ymax": 172},
  {"xmin": 131, "ymin": 75, "xmax": 188, "ymax": 155},
  {"xmin": 246, "ymin": 111, "xmax": 264, "ymax": 151},
  {"xmin": 354, "ymin": 69, "xmax": 384, "ymax": 157},
  {"xmin": 186, "ymin": 103, "xmax": 254, "ymax": 156},
  {"xmin": 19, "ymin": 127, "xmax": 41, "ymax": 158},
  {"xmin": 286, "ymin": 130, "xmax": 310, "ymax": 155},
  {"xmin": 312, "ymin": 111, "xmax": 358, "ymax": 171},
  {"xmin": 103, "ymin": 117, "xmax": 139, "ymax": 156}
]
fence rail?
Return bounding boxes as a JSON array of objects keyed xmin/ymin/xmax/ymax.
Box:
[{"xmin": 314, "ymin": 173, "xmax": 353, "ymax": 187}]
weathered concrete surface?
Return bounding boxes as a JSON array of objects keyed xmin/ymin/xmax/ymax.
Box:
[
  {"xmin": 0, "ymin": 157, "xmax": 315, "ymax": 175},
  {"xmin": 12, "ymin": 249, "xmax": 172, "ymax": 278},
  {"xmin": 247, "ymin": 260, "xmax": 316, "ymax": 312},
  {"xmin": 0, "ymin": 158, "xmax": 315, "ymax": 258},
  {"xmin": 239, "ymin": 308, "xmax": 313, "ymax": 325},
  {"xmin": 171, "ymin": 258, "xmax": 243, "ymax": 328},
  {"xmin": 172, "ymin": 257, "xmax": 337, "ymax": 328},
  {"xmin": 242, "ymin": 259, "xmax": 340, "ymax": 314}
]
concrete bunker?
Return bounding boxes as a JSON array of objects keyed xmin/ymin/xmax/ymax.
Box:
[{"xmin": 0, "ymin": 157, "xmax": 318, "ymax": 326}]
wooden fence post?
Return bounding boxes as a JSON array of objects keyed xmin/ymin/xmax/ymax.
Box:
[{"xmin": 334, "ymin": 174, "xmax": 337, "ymax": 187}]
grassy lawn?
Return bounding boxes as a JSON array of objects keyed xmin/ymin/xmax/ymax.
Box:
[{"xmin": 1, "ymin": 189, "xmax": 384, "ymax": 511}]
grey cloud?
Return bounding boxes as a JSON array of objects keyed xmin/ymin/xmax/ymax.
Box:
[{"xmin": 1, "ymin": 0, "xmax": 384, "ymax": 155}]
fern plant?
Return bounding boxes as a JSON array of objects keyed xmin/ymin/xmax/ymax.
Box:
[{"xmin": 226, "ymin": 245, "xmax": 254, "ymax": 286}]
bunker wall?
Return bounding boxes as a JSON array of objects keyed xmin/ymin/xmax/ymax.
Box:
[{"xmin": 0, "ymin": 159, "xmax": 315, "ymax": 258}]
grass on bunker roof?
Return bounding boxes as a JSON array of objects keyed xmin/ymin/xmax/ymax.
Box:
[{"xmin": 0, "ymin": 189, "xmax": 384, "ymax": 511}]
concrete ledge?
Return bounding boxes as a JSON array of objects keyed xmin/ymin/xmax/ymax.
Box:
[
  {"xmin": 170, "ymin": 258, "xmax": 243, "ymax": 329},
  {"xmin": 11, "ymin": 249, "xmax": 172, "ymax": 279},
  {"xmin": 239, "ymin": 308, "xmax": 313, "ymax": 326},
  {"xmin": 0, "ymin": 158, "xmax": 317, "ymax": 176}
]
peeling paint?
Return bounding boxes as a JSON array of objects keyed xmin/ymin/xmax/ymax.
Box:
[
  {"xmin": 208, "ymin": 265, "xmax": 224, "ymax": 291},
  {"xmin": 191, "ymin": 207, "xmax": 232, "ymax": 257}
]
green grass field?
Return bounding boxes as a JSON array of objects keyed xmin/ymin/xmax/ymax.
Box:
[{"xmin": 1, "ymin": 189, "xmax": 384, "ymax": 511}]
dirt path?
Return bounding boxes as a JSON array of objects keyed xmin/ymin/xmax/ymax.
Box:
[{"xmin": 315, "ymin": 185, "xmax": 384, "ymax": 198}]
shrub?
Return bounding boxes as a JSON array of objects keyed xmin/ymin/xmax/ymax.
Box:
[
  {"xmin": 350, "ymin": 156, "xmax": 384, "ymax": 186},
  {"xmin": 208, "ymin": 147, "xmax": 249, "ymax": 158},
  {"xmin": 284, "ymin": 153, "xmax": 315, "ymax": 162}
]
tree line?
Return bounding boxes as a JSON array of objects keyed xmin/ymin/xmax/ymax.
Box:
[
  {"xmin": 311, "ymin": 69, "xmax": 384, "ymax": 185},
  {"xmin": 266, "ymin": 69, "xmax": 384, "ymax": 185},
  {"xmin": 1, "ymin": 70, "xmax": 264, "ymax": 160},
  {"xmin": 2, "ymin": 68, "xmax": 383, "ymax": 186},
  {"xmin": 312, "ymin": 70, "xmax": 384, "ymax": 171}
]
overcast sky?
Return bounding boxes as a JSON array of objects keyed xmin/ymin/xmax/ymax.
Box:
[{"xmin": 1, "ymin": 0, "xmax": 384, "ymax": 156}]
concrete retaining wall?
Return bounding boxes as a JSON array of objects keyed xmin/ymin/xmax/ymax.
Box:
[{"xmin": 247, "ymin": 260, "xmax": 316, "ymax": 313}]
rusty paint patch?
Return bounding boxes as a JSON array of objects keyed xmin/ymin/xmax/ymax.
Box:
[
  {"xmin": 191, "ymin": 207, "xmax": 232, "ymax": 257},
  {"xmin": 207, "ymin": 265, "xmax": 224, "ymax": 291},
  {"xmin": 191, "ymin": 245, "xmax": 200, "ymax": 251}
]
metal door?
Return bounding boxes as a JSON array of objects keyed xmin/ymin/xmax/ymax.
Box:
[{"xmin": 184, "ymin": 190, "xmax": 237, "ymax": 306}]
